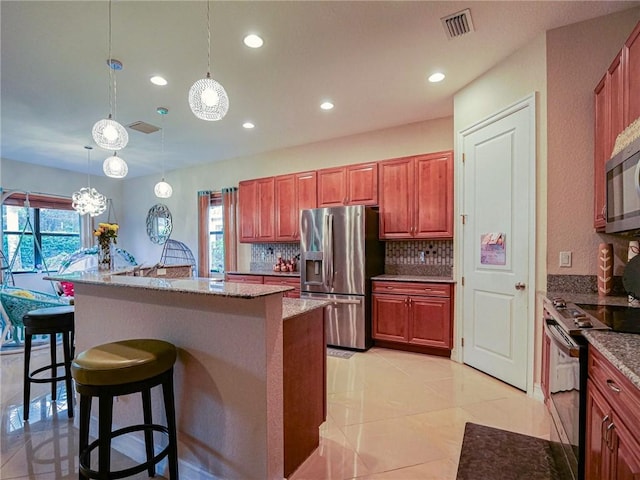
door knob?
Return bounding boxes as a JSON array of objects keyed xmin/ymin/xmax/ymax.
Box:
[{"xmin": 515, "ymin": 282, "xmax": 526, "ymax": 290}]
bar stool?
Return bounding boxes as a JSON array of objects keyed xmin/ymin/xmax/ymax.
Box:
[
  {"xmin": 71, "ymin": 339, "xmax": 179, "ymax": 480},
  {"xmin": 23, "ymin": 305, "xmax": 75, "ymax": 421}
]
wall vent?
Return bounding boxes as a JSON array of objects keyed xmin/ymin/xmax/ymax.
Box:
[
  {"xmin": 441, "ymin": 9, "xmax": 474, "ymax": 39},
  {"xmin": 127, "ymin": 121, "xmax": 160, "ymax": 134}
]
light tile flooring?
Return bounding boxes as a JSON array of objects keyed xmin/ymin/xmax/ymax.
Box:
[{"xmin": 0, "ymin": 345, "xmax": 552, "ymax": 479}]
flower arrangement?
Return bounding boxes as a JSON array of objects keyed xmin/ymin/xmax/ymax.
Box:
[
  {"xmin": 94, "ymin": 222, "xmax": 119, "ymax": 247},
  {"xmin": 94, "ymin": 223, "xmax": 119, "ymax": 271}
]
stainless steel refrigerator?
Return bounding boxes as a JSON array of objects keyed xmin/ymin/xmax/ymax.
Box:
[{"xmin": 300, "ymin": 205, "xmax": 384, "ymax": 350}]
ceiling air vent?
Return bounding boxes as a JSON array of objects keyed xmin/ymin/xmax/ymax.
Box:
[
  {"xmin": 127, "ymin": 121, "xmax": 160, "ymax": 134},
  {"xmin": 441, "ymin": 9, "xmax": 474, "ymax": 39}
]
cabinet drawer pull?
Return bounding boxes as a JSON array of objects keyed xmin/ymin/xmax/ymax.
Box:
[{"xmin": 606, "ymin": 379, "xmax": 621, "ymax": 393}]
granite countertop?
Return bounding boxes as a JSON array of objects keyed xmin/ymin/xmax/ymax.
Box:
[
  {"xmin": 227, "ymin": 270, "xmax": 300, "ymax": 278},
  {"xmin": 372, "ymin": 274, "xmax": 456, "ymax": 284},
  {"xmin": 582, "ymin": 330, "xmax": 640, "ymax": 390},
  {"xmin": 45, "ymin": 272, "xmax": 292, "ymax": 299},
  {"xmin": 282, "ymin": 298, "xmax": 329, "ymax": 320},
  {"xmin": 542, "ymin": 291, "xmax": 638, "ymax": 307}
]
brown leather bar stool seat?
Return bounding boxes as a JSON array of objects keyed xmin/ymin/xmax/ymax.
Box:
[
  {"xmin": 71, "ymin": 339, "xmax": 179, "ymax": 480},
  {"xmin": 23, "ymin": 305, "xmax": 75, "ymax": 421}
]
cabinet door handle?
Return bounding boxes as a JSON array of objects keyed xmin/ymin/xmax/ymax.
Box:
[
  {"xmin": 606, "ymin": 379, "xmax": 621, "ymax": 393},
  {"xmin": 605, "ymin": 422, "xmax": 616, "ymax": 451},
  {"xmin": 601, "ymin": 415, "xmax": 609, "ymax": 444}
]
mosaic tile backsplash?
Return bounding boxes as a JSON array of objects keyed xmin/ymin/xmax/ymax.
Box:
[{"xmin": 250, "ymin": 240, "xmax": 454, "ymax": 277}]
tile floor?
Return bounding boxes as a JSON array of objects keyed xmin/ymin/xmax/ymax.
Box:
[{"xmin": 0, "ymin": 345, "xmax": 552, "ymax": 479}]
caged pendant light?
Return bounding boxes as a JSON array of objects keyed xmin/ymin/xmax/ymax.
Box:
[
  {"xmin": 92, "ymin": 1, "xmax": 128, "ymax": 151},
  {"xmin": 103, "ymin": 151, "xmax": 128, "ymax": 178},
  {"xmin": 72, "ymin": 146, "xmax": 107, "ymax": 217},
  {"xmin": 188, "ymin": 0, "xmax": 229, "ymax": 121},
  {"xmin": 154, "ymin": 107, "xmax": 173, "ymax": 198}
]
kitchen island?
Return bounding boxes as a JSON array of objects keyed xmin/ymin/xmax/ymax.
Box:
[{"xmin": 46, "ymin": 272, "xmax": 327, "ymax": 480}]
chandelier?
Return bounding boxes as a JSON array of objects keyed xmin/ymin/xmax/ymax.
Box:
[
  {"xmin": 188, "ymin": 0, "xmax": 229, "ymax": 121},
  {"xmin": 72, "ymin": 146, "xmax": 107, "ymax": 216},
  {"xmin": 154, "ymin": 107, "xmax": 173, "ymax": 198},
  {"xmin": 92, "ymin": 1, "xmax": 128, "ymax": 151}
]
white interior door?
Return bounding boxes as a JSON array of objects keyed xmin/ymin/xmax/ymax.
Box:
[{"xmin": 460, "ymin": 95, "xmax": 535, "ymax": 391}]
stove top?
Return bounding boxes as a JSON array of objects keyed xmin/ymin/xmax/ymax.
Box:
[{"xmin": 544, "ymin": 297, "xmax": 640, "ymax": 337}]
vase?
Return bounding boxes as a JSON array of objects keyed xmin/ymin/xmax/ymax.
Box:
[
  {"xmin": 597, "ymin": 243, "xmax": 613, "ymax": 296},
  {"xmin": 98, "ymin": 241, "xmax": 113, "ymax": 272}
]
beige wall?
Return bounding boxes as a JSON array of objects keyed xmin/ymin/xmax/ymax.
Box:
[
  {"xmin": 119, "ymin": 117, "xmax": 454, "ymax": 268},
  {"xmin": 547, "ymin": 8, "xmax": 640, "ymax": 277}
]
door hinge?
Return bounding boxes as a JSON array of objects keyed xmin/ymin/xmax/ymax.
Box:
[
  {"xmin": 461, "ymin": 214, "xmax": 467, "ymax": 225},
  {"xmin": 462, "ymin": 153, "xmax": 466, "ymax": 163},
  {"xmin": 461, "ymin": 337, "xmax": 465, "ymax": 347},
  {"xmin": 461, "ymin": 276, "xmax": 465, "ymax": 286}
]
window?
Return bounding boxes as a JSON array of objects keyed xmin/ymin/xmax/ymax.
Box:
[
  {"xmin": 209, "ymin": 194, "xmax": 224, "ymax": 273},
  {"xmin": 2, "ymin": 195, "xmax": 80, "ymax": 273}
]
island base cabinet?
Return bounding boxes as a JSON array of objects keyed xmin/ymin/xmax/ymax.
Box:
[{"xmin": 283, "ymin": 308, "xmax": 326, "ymax": 478}]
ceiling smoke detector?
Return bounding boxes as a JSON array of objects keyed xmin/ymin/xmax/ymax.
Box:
[
  {"xmin": 441, "ymin": 9, "xmax": 474, "ymax": 39},
  {"xmin": 127, "ymin": 121, "xmax": 160, "ymax": 134}
]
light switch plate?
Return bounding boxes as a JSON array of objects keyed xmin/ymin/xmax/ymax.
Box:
[{"xmin": 559, "ymin": 251, "xmax": 572, "ymax": 268}]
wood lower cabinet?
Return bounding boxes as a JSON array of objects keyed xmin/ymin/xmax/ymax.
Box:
[
  {"xmin": 379, "ymin": 151, "xmax": 453, "ymax": 239},
  {"xmin": 585, "ymin": 345, "xmax": 640, "ymax": 480},
  {"xmin": 226, "ymin": 273, "xmax": 300, "ymax": 298},
  {"xmin": 263, "ymin": 275, "xmax": 301, "ymax": 298},
  {"xmin": 372, "ymin": 281, "xmax": 453, "ymax": 353},
  {"xmin": 317, "ymin": 162, "xmax": 378, "ymax": 207}
]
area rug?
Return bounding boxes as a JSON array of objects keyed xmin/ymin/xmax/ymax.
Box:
[
  {"xmin": 456, "ymin": 423, "xmax": 572, "ymax": 480},
  {"xmin": 327, "ymin": 348, "xmax": 356, "ymax": 359}
]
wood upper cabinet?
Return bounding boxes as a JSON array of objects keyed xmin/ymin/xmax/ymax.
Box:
[
  {"xmin": 274, "ymin": 171, "xmax": 317, "ymax": 241},
  {"xmin": 594, "ymin": 21, "xmax": 640, "ymax": 231},
  {"xmin": 585, "ymin": 346, "xmax": 640, "ymax": 480},
  {"xmin": 239, "ymin": 177, "xmax": 275, "ymax": 242},
  {"xmin": 317, "ymin": 162, "xmax": 378, "ymax": 207},
  {"xmin": 372, "ymin": 281, "xmax": 453, "ymax": 351},
  {"xmin": 624, "ymin": 21, "xmax": 640, "ymax": 129},
  {"xmin": 379, "ymin": 151, "xmax": 453, "ymax": 239}
]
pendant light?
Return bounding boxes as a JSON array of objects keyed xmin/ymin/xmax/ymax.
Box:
[
  {"xmin": 154, "ymin": 107, "xmax": 173, "ymax": 198},
  {"xmin": 103, "ymin": 151, "xmax": 128, "ymax": 178},
  {"xmin": 72, "ymin": 146, "xmax": 107, "ymax": 216},
  {"xmin": 92, "ymin": 1, "xmax": 128, "ymax": 151},
  {"xmin": 188, "ymin": 0, "xmax": 229, "ymax": 121}
]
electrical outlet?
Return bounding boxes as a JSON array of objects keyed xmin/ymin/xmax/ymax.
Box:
[{"xmin": 559, "ymin": 251, "xmax": 572, "ymax": 268}]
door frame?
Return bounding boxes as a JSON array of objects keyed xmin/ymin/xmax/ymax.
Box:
[{"xmin": 453, "ymin": 93, "xmax": 537, "ymax": 395}]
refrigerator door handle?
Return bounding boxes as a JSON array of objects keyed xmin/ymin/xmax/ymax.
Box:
[
  {"xmin": 325, "ymin": 213, "xmax": 335, "ymax": 290},
  {"xmin": 326, "ymin": 298, "xmax": 362, "ymax": 306}
]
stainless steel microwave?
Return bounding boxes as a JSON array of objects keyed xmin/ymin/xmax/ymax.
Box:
[{"xmin": 606, "ymin": 135, "xmax": 640, "ymax": 234}]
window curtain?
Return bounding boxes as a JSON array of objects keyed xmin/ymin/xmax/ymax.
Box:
[
  {"xmin": 197, "ymin": 190, "xmax": 212, "ymax": 277},
  {"xmin": 222, "ymin": 187, "xmax": 238, "ymax": 273}
]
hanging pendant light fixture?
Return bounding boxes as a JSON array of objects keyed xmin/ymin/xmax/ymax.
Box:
[
  {"xmin": 92, "ymin": 1, "xmax": 128, "ymax": 150},
  {"xmin": 188, "ymin": 0, "xmax": 229, "ymax": 121},
  {"xmin": 103, "ymin": 151, "xmax": 128, "ymax": 178},
  {"xmin": 72, "ymin": 146, "xmax": 107, "ymax": 216},
  {"xmin": 154, "ymin": 107, "xmax": 173, "ymax": 198}
]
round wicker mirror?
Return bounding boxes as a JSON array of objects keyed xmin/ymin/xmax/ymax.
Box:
[{"xmin": 146, "ymin": 204, "xmax": 172, "ymax": 245}]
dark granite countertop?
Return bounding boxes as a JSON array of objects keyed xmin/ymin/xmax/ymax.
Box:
[
  {"xmin": 372, "ymin": 274, "xmax": 455, "ymax": 284},
  {"xmin": 226, "ymin": 270, "xmax": 300, "ymax": 278},
  {"xmin": 541, "ymin": 291, "xmax": 639, "ymax": 307},
  {"xmin": 582, "ymin": 330, "xmax": 640, "ymax": 390}
]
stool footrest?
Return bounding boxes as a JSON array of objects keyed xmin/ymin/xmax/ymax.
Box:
[
  {"xmin": 28, "ymin": 362, "xmax": 69, "ymax": 384},
  {"xmin": 79, "ymin": 424, "xmax": 170, "ymax": 480}
]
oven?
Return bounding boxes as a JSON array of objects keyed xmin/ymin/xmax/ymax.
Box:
[{"xmin": 543, "ymin": 311, "xmax": 587, "ymax": 480}]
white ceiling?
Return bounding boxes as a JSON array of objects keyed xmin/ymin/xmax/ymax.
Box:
[{"xmin": 2, "ymin": 1, "xmax": 638, "ymax": 178}]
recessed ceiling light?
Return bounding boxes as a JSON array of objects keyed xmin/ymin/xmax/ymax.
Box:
[
  {"xmin": 428, "ymin": 72, "xmax": 445, "ymax": 83},
  {"xmin": 150, "ymin": 75, "xmax": 168, "ymax": 86},
  {"xmin": 320, "ymin": 101, "xmax": 334, "ymax": 111},
  {"xmin": 243, "ymin": 122, "xmax": 255, "ymax": 129},
  {"xmin": 243, "ymin": 34, "xmax": 264, "ymax": 48}
]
